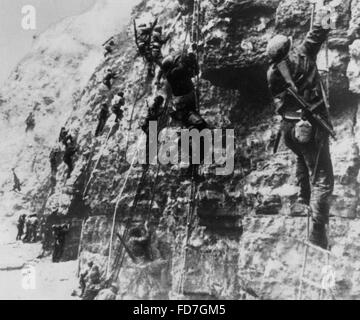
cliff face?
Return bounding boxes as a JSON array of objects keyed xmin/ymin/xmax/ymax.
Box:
[{"xmin": 2, "ymin": 0, "xmax": 360, "ymax": 300}]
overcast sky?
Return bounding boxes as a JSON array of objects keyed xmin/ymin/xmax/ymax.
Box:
[{"xmin": 0, "ymin": 0, "xmax": 97, "ymax": 85}]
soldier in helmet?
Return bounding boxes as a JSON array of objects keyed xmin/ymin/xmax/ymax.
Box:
[
  {"xmin": 137, "ymin": 23, "xmax": 153, "ymax": 59},
  {"xmin": 156, "ymin": 52, "xmax": 207, "ymax": 131},
  {"xmin": 156, "ymin": 51, "xmax": 208, "ymax": 178},
  {"xmin": 266, "ymin": 5, "xmax": 335, "ymax": 249},
  {"xmin": 95, "ymin": 103, "xmax": 110, "ymax": 137},
  {"xmin": 104, "ymin": 39, "xmax": 115, "ymax": 58},
  {"xmin": 148, "ymin": 26, "xmax": 170, "ymax": 76},
  {"xmin": 103, "ymin": 68, "xmax": 118, "ymax": 90},
  {"xmin": 111, "ymin": 92, "xmax": 125, "ymax": 123},
  {"xmin": 49, "ymin": 146, "xmax": 61, "ymax": 177}
]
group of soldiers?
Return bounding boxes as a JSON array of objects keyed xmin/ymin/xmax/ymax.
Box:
[
  {"xmin": 16, "ymin": 213, "xmax": 70, "ymax": 263},
  {"xmin": 16, "ymin": 214, "xmax": 39, "ymax": 242},
  {"xmin": 95, "ymin": 91, "xmax": 125, "ymax": 137},
  {"xmin": 135, "ymin": 20, "xmax": 170, "ymax": 78},
  {"xmin": 134, "ymin": 6, "xmax": 335, "ymax": 249},
  {"xmin": 11, "ymin": 5, "xmax": 336, "ymax": 297}
]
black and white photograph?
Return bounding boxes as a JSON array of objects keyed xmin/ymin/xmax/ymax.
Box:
[{"xmin": 0, "ymin": 0, "xmax": 359, "ymax": 304}]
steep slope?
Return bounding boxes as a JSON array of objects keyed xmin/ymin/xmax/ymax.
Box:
[
  {"xmin": 0, "ymin": 0, "xmax": 139, "ymax": 243},
  {"xmin": 2, "ymin": 0, "xmax": 360, "ymax": 300}
]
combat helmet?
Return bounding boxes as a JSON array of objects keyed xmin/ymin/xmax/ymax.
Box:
[{"xmin": 266, "ymin": 35, "xmax": 292, "ymax": 63}]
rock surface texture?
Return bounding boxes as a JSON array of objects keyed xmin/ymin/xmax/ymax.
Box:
[{"xmin": 1, "ymin": 0, "xmax": 360, "ymax": 300}]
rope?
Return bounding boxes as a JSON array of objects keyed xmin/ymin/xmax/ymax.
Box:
[
  {"xmin": 106, "ymin": 135, "xmax": 145, "ymax": 278},
  {"xmin": 176, "ymin": 0, "xmax": 202, "ymax": 295},
  {"xmin": 110, "ymin": 97, "xmax": 173, "ymax": 283},
  {"xmin": 125, "ymin": 67, "xmax": 147, "ymax": 153},
  {"xmin": 177, "ymin": 165, "xmax": 198, "ymax": 295},
  {"xmin": 82, "ymin": 123, "xmax": 115, "ymax": 198},
  {"xmin": 297, "ymin": 0, "xmax": 333, "ymax": 300}
]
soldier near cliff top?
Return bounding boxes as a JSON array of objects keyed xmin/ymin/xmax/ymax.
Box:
[{"xmin": 266, "ymin": 5, "xmax": 335, "ymax": 249}]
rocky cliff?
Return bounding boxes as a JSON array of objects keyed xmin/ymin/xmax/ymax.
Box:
[{"xmin": 2, "ymin": 0, "xmax": 360, "ymax": 300}]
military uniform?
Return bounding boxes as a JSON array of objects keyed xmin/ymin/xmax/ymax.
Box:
[
  {"xmin": 95, "ymin": 104, "xmax": 110, "ymax": 136},
  {"xmin": 63, "ymin": 135, "xmax": 77, "ymax": 178},
  {"xmin": 267, "ymin": 23, "xmax": 334, "ymax": 229},
  {"xmin": 158, "ymin": 53, "xmax": 207, "ymax": 131},
  {"xmin": 111, "ymin": 95, "xmax": 125, "ymax": 123},
  {"xmin": 52, "ymin": 224, "xmax": 69, "ymax": 263},
  {"xmin": 16, "ymin": 215, "xmax": 26, "ymax": 240}
]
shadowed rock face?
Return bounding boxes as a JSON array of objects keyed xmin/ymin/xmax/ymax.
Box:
[{"xmin": 2, "ymin": 0, "xmax": 360, "ymax": 300}]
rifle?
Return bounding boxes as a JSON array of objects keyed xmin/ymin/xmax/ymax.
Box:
[
  {"xmin": 273, "ymin": 130, "xmax": 282, "ymax": 154},
  {"xmin": 116, "ymin": 232, "xmax": 137, "ymax": 263},
  {"xmin": 133, "ymin": 20, "xmax": 139, "ymax": 50},
  {"xmin": 102, "ymin": 36, "xmax": 114, "ymax": 47},
  {"xmin": 286, "ymin": 86, "xmax": 336, "ymax": 140}
]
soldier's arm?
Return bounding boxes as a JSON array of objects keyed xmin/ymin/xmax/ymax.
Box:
[
  {"xmin": 155, "ymin": 69, "xmax": 164, "ymax": 84},
  {"xmin": 299, "ymin": 7, "xmax": 331, "ymax": 59},
  {"xmin": 267, "ymin": 68, "xmax": 286, "ymax": 115}
]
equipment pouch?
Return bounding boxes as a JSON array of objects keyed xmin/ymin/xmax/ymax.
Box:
[{"xmin": 294, "ymin": 120, "xmax": 313, "ymax": 143}]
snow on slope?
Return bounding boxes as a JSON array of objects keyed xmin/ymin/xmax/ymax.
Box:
[{"xmin": 0, "ymin": 0, "xmax": 139, "ymax": 244}]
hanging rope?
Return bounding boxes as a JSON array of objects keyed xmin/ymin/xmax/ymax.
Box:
[
  {"xmin": 82, "ymin": 123, "xmax": 115, "ymax": 198},
  {"xmin": 106, "ymin": 135, "xmax": 145, "ymax": 278},
  {"xmin": 109, "ymin": 97, "xmax": 173, "ymax": 283},
  {"xmin": 125, "ymin": 67, "xmax": 147, "ymax": 153},
  {"xmin": 176, "ymin": 0, "xmax": 203, "ymax": 296}
]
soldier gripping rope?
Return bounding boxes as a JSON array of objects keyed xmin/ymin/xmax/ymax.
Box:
[
  {"xmin": 95, "ymin": 103, "xmax": 110, "ymax": 137},
  {"xmin": 111, "ymin": 92, "xmax": 125, "ymax": 123},
  {"xmin": 266, "ymin": 4, "xmax": 335, "ymax": 249}
]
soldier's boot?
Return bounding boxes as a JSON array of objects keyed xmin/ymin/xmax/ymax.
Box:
[
  {"xmin": 290, "ymin": 198, "xmax": 310, "ymax": 217},
  {"xmin": 309, "ymin": 222, "xmax": 328, "ymax": 250}
]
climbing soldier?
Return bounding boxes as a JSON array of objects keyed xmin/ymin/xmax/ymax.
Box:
[
  {"xmin": 134, "ymin": 19, "xmax": 159, "ymax": 77},
  {"xmin": 136, "ymin": 23, "xmax": 153, "ymax": 59},
  {"xmin": 156, "ymin": 51, "xmax": 208, "ymax": 178},
  {"xmin": 103, "ymin": 68, "xmax": 118, "ymax": 90},
  {"xmin": 148, "ymin": 26, "xmax": 170, "ymax": 77},
  {"xmin": 111, "ymin": 92, "xmax": 125, "ymax": 123},
  {"xmin": 63, "ymin": 134, "xmax": 77, "ymax": 178},
  {"xmin": 95, "ymin": 103, "xmax": 110, "ymax": 137},
  {"xmin": 52, "ymin": 223, "xmax": 70, "ymax": 263},
  {"xmin": 141, "ymin": 95, "xmax": 165, "ymax": 134},
  {"xmin": 25, "ymin": 112, "xmax": 35, "ymax": 132},
  {"xmin": 49, "ymin": 146, "xmax": 61, "ymax": 177},
  {"xmin": 266, "ymin": 5, "xmax": 335, "ymax": 249},
  {"xmin": 156, "ymin": 52, "xmax": 207, "ymax": 131},
  {"xmin": 104, "ymin": 38, "xmax": 115, "ymax": 58},
  {"xmin": 59, "ymin": 127, "xmax": 69, "ymax": 146},
  {"xmin": 12, "ymin": 168, "xmax": 22, "ymax": 192}
]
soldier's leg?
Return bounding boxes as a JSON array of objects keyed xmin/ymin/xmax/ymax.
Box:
[
  {"xmin": 53, "ymin": 243, "xmax": 59, "ymax": 262},
  {"xmin": 302, "ymin": 138, "xmax": 334, "ymax": 249},
  {"xmin": 282, "ymin": 121, "xmax": 311, "ymax": 205},
  {"xmin": 296, "ymin": 156, "xmax": 311, "ymax": 205},
  {"xmin": 307, "ymin": 140, "xmax": 334, "ymax": 225},
  {"xmin": 58, "ymin": 242, "xmax": 65, "ymax": 261}
]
